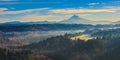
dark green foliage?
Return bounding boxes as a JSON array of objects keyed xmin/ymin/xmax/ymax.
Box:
[
  {"xmin": 1, "ymin": 27, "xmax": 120, "ymax": 60},
  {"xmin": 22, "ymin": 35, "xmax": 105, "ymax": 60},
  {"xmin": 88, "ymin": 28, "xmax": 120, "ymax": 60},
  {"xmin": 91, "ymin": 28, "xmax": 120, "ymax": 49},
  {"xmin": 0, "ymin": 48, "xmax": 34, "ymax": 60},
  {"xmin": 0, "ymin": 24, "xmax": 93, "ymax": 32},
  {"xmin": 94, "ymin": 46, "xmax": 120, "ymax": 60},
  {"xmin": 0, "ymin": 37, "xmax": 10, "ymax": 43}
]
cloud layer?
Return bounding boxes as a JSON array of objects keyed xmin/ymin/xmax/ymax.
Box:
[
  {"xmin": 0, "ymin": 2, "xmax": 120, "ymax": 23},
  {"xmin": 51, "ymin": 9, "xmax": 116, "ymax": 14}
]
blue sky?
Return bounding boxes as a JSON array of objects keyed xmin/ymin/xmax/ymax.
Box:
[{"xmin": 0, "ymin": 0, "xmax": 120, "ymax": 23}]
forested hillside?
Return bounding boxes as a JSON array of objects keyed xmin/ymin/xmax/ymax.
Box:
[{"xmin": 0, "ymin": 24, "xmax": 120, "ymax": 60}]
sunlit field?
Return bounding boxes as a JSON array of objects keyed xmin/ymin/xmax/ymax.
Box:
[{"xmin": 71, "ymin": 34, "xmax": 95, "ymax": 41}]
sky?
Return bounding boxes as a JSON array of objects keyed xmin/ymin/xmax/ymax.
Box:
[{"xmin": 0, "ymin": 0, "xmax": 120, "ymax": 23}]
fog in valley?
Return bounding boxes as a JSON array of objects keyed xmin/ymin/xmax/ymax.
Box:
[{"xmin": 0, "ymin": 30, "xmax": 84, "ymax": 45}]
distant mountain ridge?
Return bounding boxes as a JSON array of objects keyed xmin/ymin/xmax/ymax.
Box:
[
  {"xmin": 60, "ymin": 15, "xmax": 92, "ymax": 24},
  {"xmin": 0, "ymin": 15, "xmax": 113, "ymax": 25},
  {"xmin": 0, "ymin": 21, "xmax": 55, "ymax": 26},
  {"xmin": 111, "ymin": 21, "xmax": 120, "ymax": 24}
]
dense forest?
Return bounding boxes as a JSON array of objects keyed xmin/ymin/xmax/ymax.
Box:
[
  {"xmin": 0, "ymin": 24, "xmax": 92, "ymax": 32},
  {"xmin": 1, "ymin": 36, "xmax": 105, "ymax": 60},
  {"xmin": 22, "ymin": 35, "xmax": 105, "ymax": 60},
  {"xmin": 0, "ymin": 24, "xmax": 120, "ymax": 60},
  {"xmin": 0, "ymin": 48, "xmax": 34, "ymax": 60},
  {"xmin": 0, "ymin": 24, "xmax": 120, "ymax": 32}
]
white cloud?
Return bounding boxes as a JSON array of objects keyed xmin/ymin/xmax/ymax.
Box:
[
  {"xmin": 0, "ymin": 7, "xmax": 120, "ymax": 23},
  {"xmin": 51, "ymin": 8, "xmax": 116, "ymax": 14},
  {"xmin": 0, "ymin": 18, "xmax": 10, "ymax": 22},
  {"xmin": 1, "ymin": 7, "xmax": 120, "ymax": 15},
  {"xmin": 77, "ymin": 14, "xmax": 91, "ymax": 16},
  {"xmin": 88, "ymin": 2, "xmax": 100, "ymax": 6},
  {"xmin": 0, "ymin": 8, "xmax": 49, "ymax": 15},
  {"xmin": 0, "ymin": 8, "xmax": 8, "ymax": 11},
  {"xmin": 22, "ymin": 14, "xmax": 53, "ymax": 20},
  {"xmin": 20, "ymin": 14, "xmax": 66, "ymax": 22},
  {"xmin": 103, "ymin": 6, "xmax": 120, "ymax": 10}
]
